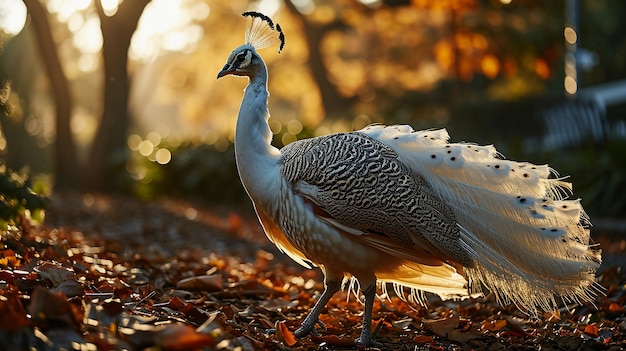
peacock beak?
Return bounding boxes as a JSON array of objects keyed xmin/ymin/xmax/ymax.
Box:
[{"xmin": 217, "ymin": 64, "xmax": 234, "ymax": 79}]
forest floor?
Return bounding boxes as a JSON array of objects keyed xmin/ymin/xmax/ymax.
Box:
[{"xmin": 1, "ymin": 192, "xmax": 625, "ymax": 351}]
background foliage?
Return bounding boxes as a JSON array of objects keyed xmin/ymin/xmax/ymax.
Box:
[
  {"xmin": 0, "ymin": 0, "xmax": 624, "ymax": 224},
  {"xmin": 0, "ymin": 163, "xmax": 47, "ymax": 229}
]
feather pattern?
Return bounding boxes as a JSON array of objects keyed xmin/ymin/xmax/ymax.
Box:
[
  {"xmin": 360, "ymin": 124, "xmax": 601, "ymax": 315},
  {"xmin": 281, "ymin": 132, "xmax": 473, "ymax": 267}
]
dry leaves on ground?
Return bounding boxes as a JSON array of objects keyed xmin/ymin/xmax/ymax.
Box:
[{"xmin": 0, "ymin": 193, "xmax": 625, "ymax": 350}]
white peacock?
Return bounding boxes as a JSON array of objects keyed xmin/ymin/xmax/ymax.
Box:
[{"xmin": 217, "ymin": 11, "xmax": 601, "ymax": 347}]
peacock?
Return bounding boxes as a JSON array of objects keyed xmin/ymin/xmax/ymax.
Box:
[{"xmin": 217, "ymin": 12, "xmax": 601, "ymax": 347}]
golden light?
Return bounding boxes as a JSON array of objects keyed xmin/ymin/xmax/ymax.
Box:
[
  {"xmin": 0, "ymin": 0, "xmax": 27, "ymax": 35},
  {"xmin": 70, "ymin": 110, "xmax": 98, "ymax": 143},
  {"xmin": 472, "ymin": 34, "xmax": 488, "ymax": 50},
  {"xmin": 564, "ymin": 26, "xmax": 577, "ymax": 45},
  {"xmin": 480, "ymin": 55, "xmax": 500, "ymax": 79},
  {"xmin": 534, "ymin": 58, "xmax": 551, "ymax": 80},
  {"xmin": 78, "ymin": 54, "xmax": 98, "ymax": 72},
  {"xmin": 72, "ymin": 17, "xmax": 103, "ymax": 54},
  {"xmin": 100, "ymin": 0, "xmax": 119, "ymax": 17},
  {"xmin": 269, "ymin": 119, "xmax": 283, "ymax": 134},
  {"xmin": 290, "ymin": 0, "xmax": 316, "ymax": 14},
  {"xmin": 500, "ymin": 0, "xmax": 512, "ymax": 4},
  {"xmin": 127, "ymin": 134, "xmax": 142, "ymax": 151},
  {"xmin": 146, "ymin": 131, "xmax": 162, "ymax": 146},
  {"xmin": 138, "ymin": 140, "xmax": 154, "ymax": 157},
  {"xmin": 564, "ymin": 76, "xmax": 577, "ymax": 95},
  {"xmin": 130, "ymin": 0, "xmax": 210, "ymax": 61},
  {"xmin": 155, "ymin": 148, "xmax": 172, "ymax": 165},
  {"xmin": 282, "ymin": 133, "xmax": 297, "ymax": 146},
  {"xmin": 434, "ymin": 40, "xmax": 454, "ymax": 70},
  {"xmin": 287, "ymin": 120, "xmax": 303, "ymax": 135}
]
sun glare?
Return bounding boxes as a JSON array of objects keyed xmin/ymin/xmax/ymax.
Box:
[
  {"xmin": 0, "ymin": 0, "xmax": 210, "ymax": 64},
  {"xmin": 100, "ymin": 0, "xmax": 119, "ymax": 16},
  {"xmin": 0, "ymin": 0, "xmax": 27, "ymax": 35},
  {"xmin": 130, "ymin": 0, "xmax": 210, "ymax": 61}
]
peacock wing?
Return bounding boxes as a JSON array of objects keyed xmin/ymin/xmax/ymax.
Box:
[{"xmin": 280, "ymin": 132, "xmax": 472, "ymax": 267}]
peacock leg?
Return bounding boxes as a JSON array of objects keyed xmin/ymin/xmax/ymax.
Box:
[
  {"xmin": 356, "ymin": 281, "xmax": 379, "ymax": 347},
  {"xmin": 294, "ymin": 278, "xmax": 342, "ymax": 338}
]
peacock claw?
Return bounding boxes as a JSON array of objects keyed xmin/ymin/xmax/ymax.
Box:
[
  {"xmin": 293, "ymin": 326, "xmax": 312, "ymax": 338},
  {"xmin": 294, "ymin": 319, "xmax": 326, "ymax": 338},
  {"xmin": 356, "ymin": 336, "xmax": 383, "ymax": 349}
]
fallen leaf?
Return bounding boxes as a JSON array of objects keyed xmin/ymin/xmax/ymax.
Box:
[
  {"xmin": 480, "ymin": 319, "xmax": 507, "ymax": 332},
  {"xmin": 0, "ymin": 249, "xmax": 21, "ymax": 267},
  {"xmin": 28, "ymin": 286, "xmax": 77, "ymax": 329},
  {"xmin": 584, "ymin": 324, "xmax": 599, "ymax": 338},
  {"xmin": 167, "ymin": 296, "xmax": 187, "ymax": 310},
  {"xmin": 176, "ymin": 274, "xmax": 223, "ymax": 291},
  {"xmin": 0, "ymin": 292, "xmax": 32, "ymax": 331},
  {"xmin": 275, "ymin": 320, "xmax": 297, "ymax": 346},
  {"xmin": 543, "ymin": 309, "xmax": 560, "ymax": 322},
  {"xmin": 52, "ymin": 279, "xmax": 84, "ymax": 297},
  {"xmin": 35, "ymin": 261, "xmax": 75, "ymax": 286},
  {"xmin": 424, "ymin": 316, "xmax": 479, "ymax": 344},
  {"xmin": 412, "ymin": 335, "xmax": 434, "ymax": 344},
  {"xmin": 608, "ymin": 302, "xmax": 624, "ymax": 312},
  {"xmin": 155, "ymin": 324, "xmax": 214, "ymax": 351}
]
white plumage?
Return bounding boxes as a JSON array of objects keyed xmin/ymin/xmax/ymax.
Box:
[{"xmin": 217, "ymin": 12, "xmax": 601, "ymax": 347}]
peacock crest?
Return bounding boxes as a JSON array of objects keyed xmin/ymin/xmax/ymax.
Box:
[{"xmin": 242, "ymin": 11, "xmax": 285, "ymax": 53}]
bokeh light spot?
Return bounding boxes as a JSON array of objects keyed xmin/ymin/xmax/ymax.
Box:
[{"xmin": 155, "ymin": 148, "xmax": 172, "ymax": 165}]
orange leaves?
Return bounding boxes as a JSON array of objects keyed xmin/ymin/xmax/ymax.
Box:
[
  {"xmin": 424, "ymin": 316, "xmax": 480, "ymax": 344},
  {"xmin": 0, "ymin": 248, "xmax": 21, "ymax": 268},
  {"xmin": 155, "ymin": 324, "xmax": 215, "ymax": 351},
  {"xmin": 434, "ymin": 35, "xmax": 502, "ymax": 81},
  {"xmin": 275, "ymin": 320, "xmax": 298, "ymax": 346},
  {"xmin": 28, "ymin": 286, "xmax": 81, "ymax": 329},
  {"xmin": 480, "ymin": 55, "xmax": 501, "ymax": 79},
  {"xmin": 583, "ymin": 323, "xmax": 599, "ymax": 338},
  {"xmin": 0, "ymin": 291, "xmax": 32, "ymax": 332},
  {"xmin": 412, "ymin": 0, "xmax": 478, "ymax": 11},
  {"xmin": 543, "ymin": 309, "xmax": 561, "ymax": 323},
  {"xmin": 534, "ymin": 58, "xmax": 551, "ymax": 80},
  {"xmin": 2, "ymin": 195, "xmax": 625, "ymax": 350},
  {"xmin": 480, "ymin": 318, "xmax": 507, "ymax": 332},
  {"xmin": 175, "ymin": 274, "xmax": 223, "ymax": 291},
  {"xmin": 607, "ymin": 302, "xmax": 624, "ymax": 313},
  {"xmin": 434, "ymin": 40, "xmax": 455, "ymax": 72}
]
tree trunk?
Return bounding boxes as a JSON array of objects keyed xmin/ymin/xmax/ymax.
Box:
[
  {"xmin": 284, "ymin": 1, "xmax": 355, "ymax": 119},
  {"xmin": 83, "ymin": 0, "xmax": 151, "ymax": 191},
  {"xmin": 22, "ymin": 0, "xmax": 79, "ymax": 190}
]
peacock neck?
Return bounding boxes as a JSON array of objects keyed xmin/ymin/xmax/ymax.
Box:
[{"xmin": 234, "ymin": 68, "xmax": 281, "ymax": 208}]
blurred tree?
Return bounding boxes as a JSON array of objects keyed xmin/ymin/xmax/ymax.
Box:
[
  {"xmin": 18, "ymin": 0, "xmax": 150, "ymax": 191},
  {"xmin": 22, "ymin": 0, "xmax": 78, "ymax": 189},
  {"xmin": 0, "ymin": 28, "xmax": 50, "ymax": 175},
  {"xmin": 1, "ymin": 0, "xmax": 623, "ymax": 215},
  {"xmin": 274, "ymin": 0, "xmax": 566, "ymax": 127},
  {"xmin": 84, "ymin": 0, "xmax": 151, "ymax": 190},
  {"xmin": 284, "ymin": 0, "xmax": 356, "ymax": 119}
]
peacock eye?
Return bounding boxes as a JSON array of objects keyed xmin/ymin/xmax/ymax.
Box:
[{"xmin": 236, "ymin": 52, "xmax": 247, "ymax": 62}]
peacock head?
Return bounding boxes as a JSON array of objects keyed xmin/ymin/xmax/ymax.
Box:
[{"xmin": 217, "ymin": 12, "xmax": 285, "ymax": 79}]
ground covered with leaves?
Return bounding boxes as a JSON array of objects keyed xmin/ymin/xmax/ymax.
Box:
[{"xmin": 1, "ymin": 193, "xmax": 626, "ymax": 350}]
